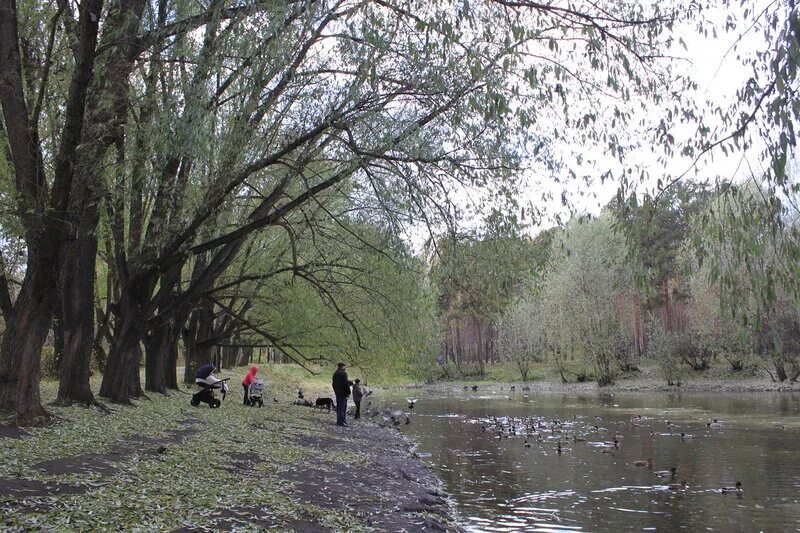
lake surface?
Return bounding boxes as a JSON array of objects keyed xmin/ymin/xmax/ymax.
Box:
[{"xmin": 377, "ymin": 389, "xmax": 800, "ymax": 532}]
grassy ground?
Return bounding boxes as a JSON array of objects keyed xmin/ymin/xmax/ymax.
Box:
[{"xmin": 0, "ymin": 369, "xmax": 459, "ymax": 532}]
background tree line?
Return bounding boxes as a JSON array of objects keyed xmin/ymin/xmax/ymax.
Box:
[{"xmin": 490, "ymin": 178, "xmax": 800, "ymax": 386}]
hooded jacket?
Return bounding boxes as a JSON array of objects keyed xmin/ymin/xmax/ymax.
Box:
[{"xmin": 242, "ymin": 365, "xmax": 259, "ymax": 387}]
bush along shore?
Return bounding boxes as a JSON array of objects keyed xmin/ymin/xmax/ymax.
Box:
[{"xmin": 0, "ymin": 376, "xmax": 461, "ymax": 532}]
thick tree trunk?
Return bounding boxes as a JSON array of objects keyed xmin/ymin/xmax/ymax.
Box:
[
  {"xmin": 0, "ymin": 265, "xmax": 55, "ymax": 422},
  {"xmin": 99, "ymin": 275, "xmax": 155, "ymax": 402},
  {"xmin": 100, "ymin": 314, "xmax": 146, "ymax": 402},
  {"xmin": 144, "ymin": 318, "xmax": 183, "ymax": 393},
  {"xmin": 55, "ymin": 217, "xmax": 99, "ymax": 405}
]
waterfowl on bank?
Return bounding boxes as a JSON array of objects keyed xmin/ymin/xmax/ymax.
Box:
[
  {"xmin": 472, "ymin": 385, "xmax": 478, "ymax": 391},
  {"xmin": 656, "ymin": 467, "xmax": 677, "ymax": 478},
  {"xmin": 721, "ymin": 481, "xmax": 743, "ymax": 494}
]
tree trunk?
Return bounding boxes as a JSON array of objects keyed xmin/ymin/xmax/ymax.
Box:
[
  {"xmin": 0, "ymin": 265, "xmax": 55, "ymax": 422},
  {"xmin": 774, "ymin": 361, "xmax": 788, "ymax": 382},
  {"xmin": 99, "ymin": 275, "xmax": 155, "ymax": 402},
  {"xmin": 144, "ymin": 261, "xmax": 187, "ymax": 393},
  {"xmin": 235, "ymin": 346, "xmax": 252, "ymax": 367},
  {"xmin": 222, "ymin": 344, "xmax": 239, "ymax": 369},
  {"xmin": 144, "ymin": 317, "xmax": 183, "ymax": 393},
  {"xmin": 182, "ymin": 298, "xmax": 216, "ymax": 383},
  {"xmin": 100, "ymin": 314, "xmax": 146, "ymax": 402},
  {"xmin": 55, "ymin": 213, "xmax": 99, "ymax": 405},
  {"xmin": 144, "ymin": 324, "xmax": 180, "ymax": 394}
]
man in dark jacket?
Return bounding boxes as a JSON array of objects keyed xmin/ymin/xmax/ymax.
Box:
[{"xmin": 332, "ymin": 362, "xmax": 352, "ymax": 426}]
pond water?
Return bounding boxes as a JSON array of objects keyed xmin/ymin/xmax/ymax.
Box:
[{"xmin": 377, "ymin": 389, "xmax": 800, "ymax": 532}]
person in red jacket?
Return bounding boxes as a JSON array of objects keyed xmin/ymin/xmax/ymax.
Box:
[{"xmin": 242, "ymin": 365, "xmax": 259, "ymax": 406}]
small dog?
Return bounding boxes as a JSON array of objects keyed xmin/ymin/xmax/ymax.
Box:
[{"xmin": 315, "ymin": 397, "xmax": 335, "ymax": 410}]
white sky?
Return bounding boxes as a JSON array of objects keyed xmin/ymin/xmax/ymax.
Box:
[{"xmin": 519, "ymin": 1, "xmax": 773, "ymax": 234}]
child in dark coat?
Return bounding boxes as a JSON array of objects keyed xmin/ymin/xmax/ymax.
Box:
[{"xmin": 352, "ymin": 379, "xmax": 364, "ymax": 419}]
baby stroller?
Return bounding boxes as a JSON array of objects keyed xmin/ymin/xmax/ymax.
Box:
[
  {"xmin": 191, "ymin": 371, "xmax": 230, "ymax": 408},
  {"xmin": 247, "ymin": 378, "xmax": 265, "ymax": 407}
]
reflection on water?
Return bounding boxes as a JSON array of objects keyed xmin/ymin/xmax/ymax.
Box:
[{"xmin": 385, "ymin": 390, "xmax": 800, "ymax": 532}]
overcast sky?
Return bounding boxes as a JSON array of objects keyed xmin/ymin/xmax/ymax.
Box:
[{"xmin": 523, "ymin": 2, "xmax": 772, "ymax": 232}]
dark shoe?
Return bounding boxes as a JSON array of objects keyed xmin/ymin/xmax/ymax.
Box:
[{"xmin": 342, "ymin": 423, "xmax": 349, "ymax": 427}]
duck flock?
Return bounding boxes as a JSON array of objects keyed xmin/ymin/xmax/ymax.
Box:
[{"xmin": 470, "ymin": 411, "xmax": 743, "ymax": 495}]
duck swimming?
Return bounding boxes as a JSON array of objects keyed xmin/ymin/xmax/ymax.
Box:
[
  {"xmin": 656, "ymin": 467, "xmax": 677, "ymax": 478},
  {"xmin": 680, "ymin": 432, "xmax": 695, "ymax": 440},
  {"xmin": 721, "ymin": 481, "xmax": 743, "ymax": 494}
]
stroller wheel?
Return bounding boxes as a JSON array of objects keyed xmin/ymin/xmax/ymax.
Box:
[
  {"xmin": 210, "ymin": 399, "xmax": 221, "ymax": 408},
  {"xmin": 190, "ymin": 395, "xmax": 200, "ymax": 407}
]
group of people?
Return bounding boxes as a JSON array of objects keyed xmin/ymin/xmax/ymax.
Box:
[
  {"xmin": 332, "ymin": 362, "xmax": 368, "ymax": 427},
  {"xmin": 195, "ymin": 361, "xmax": 368, "ymax": 426}
]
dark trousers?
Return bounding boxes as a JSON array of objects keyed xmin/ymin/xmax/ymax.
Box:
[
  {"xmin": 354, "ymin": 400, "xmax": 361, "ymax": 419},
  {"xmin": 242, "ymin": 384, "xmax": 250, "ymax": 405},
  {"xmin": 335, "ymin": 394, "xmax": 348, "ymax": 425}
]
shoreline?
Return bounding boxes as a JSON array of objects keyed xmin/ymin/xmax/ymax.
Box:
[{"xmin": 389, "ymin": 375, "xmax": 800, "ymax": 395}]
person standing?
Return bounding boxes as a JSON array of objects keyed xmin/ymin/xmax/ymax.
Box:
[
  {"xmin": 332, "ymin": 362, "xmax": 352, "ymax": 426},
  {"xmin": 241, "ymin": 365, "xmax": 258, "ymax": 406},
  {"xmin": 352, "ymin": 379, "xmax": 364, "ymax": 419}
]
